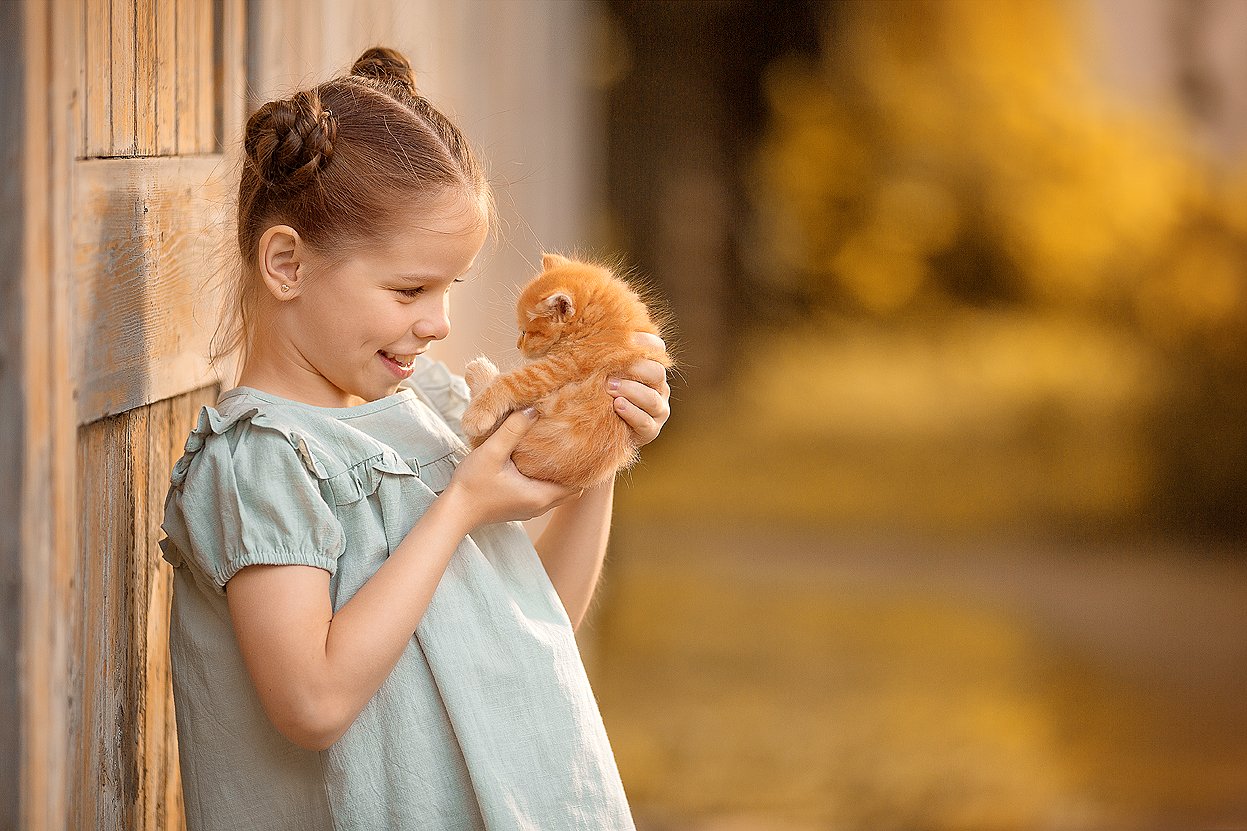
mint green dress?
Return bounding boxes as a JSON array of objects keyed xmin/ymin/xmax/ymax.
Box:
[{"xmin": 159, "ymin": 357, "xmax": 635, "ymax": 831}]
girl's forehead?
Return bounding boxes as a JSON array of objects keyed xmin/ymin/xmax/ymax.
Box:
[
  {"xmin": 396, "ymin": 189, "xmax": 489, "ymax": 236},
  {"xmin": 373, "ymin": 201, "xmax": 488, "ymax": 270}
]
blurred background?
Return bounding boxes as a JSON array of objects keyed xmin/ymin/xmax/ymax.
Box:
[{"xmin": 566, "ymin": 0, "xmax": 1247, "ymax": 828}]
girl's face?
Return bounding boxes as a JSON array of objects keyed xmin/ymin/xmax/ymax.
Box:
[{"xmin": 269, "ymin": 191, "xmax": 489, "ymax": 407}]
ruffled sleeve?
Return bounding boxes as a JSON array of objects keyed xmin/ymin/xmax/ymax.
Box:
[
  {"xmin": 404, "ymin": 356, "xmax": 472, "ymax": 446},
  {"xmin": 160, "ymin": 405, "xmax": 347, "ymax": 596}
]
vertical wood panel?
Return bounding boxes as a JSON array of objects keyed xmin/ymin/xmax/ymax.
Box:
[
  {"xmin": 135, "ymin": 0, "xmax": 158, "ymax": 154},
  {"xmin": 75, "ymin": 388, "xmax": 209, "ymax": 831},
  {"xmin": 154, "ymin": 0, "xmax": 177, "ymax": 154},
  {"xmin": 83, "ymin": 0, "xmax": 231, "ymax": 159},
  {"xmin": 84, "ymin": 0, "xmax": 112, "ymax": 156},
  {"xmin": 219, "ymin": 0, "xmax": 246, "ymax": 152},
  {"xmin": 196, "ymin": 0, "xmax": 215, "ymax": 149},
  {"xmin": 174, "ymin": 0, "xmax": 196, "ymax": 152},
  {"xmin": 78, "ymin": 413, "xmax": 138, "ymax": 829},
  {"xmin": 110, "ymin": 0, "xmax": 137, "ymax": 153}
]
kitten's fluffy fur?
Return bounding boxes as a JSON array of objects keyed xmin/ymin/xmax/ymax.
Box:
[{"xmin": 461, "ymin": 253, "xmax": 673, "ymax": 489}]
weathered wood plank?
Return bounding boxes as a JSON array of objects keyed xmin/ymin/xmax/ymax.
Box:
[
  {"xmin": 196, "ymin": 0, "xmax": 215, "ymax": 150},
  {"xmin": 174, "ymin": 0, "xmax": 196, "ymax": 153},
  {"xmin": 77, "ymin": 415, "xmax": 136, "ymax": 829},
  {"xmin": 84, "ymin": 0, "xmax": 112, "ymax": 156},
  {"xmin": 110, "ymin": 0, "xmax": 137, "ymax": 154},
  {"xmin": 75, "ymin": 391, "xmax": 202, "ymax": 831},
  {"xmin": 154, "ymin": 0, "xmax": 178, "ymax": 154},
  {"xmin": 74, "ymin": 391, "xmax": 210, "ymax": 830},
  {"xmin": 135, "ymin": 0, "xmax": 159, "ymax": 154},
  {"xmin": 218, "ymin": 0, "xmax": 246, "ymax": 153},
  {"xmin": 71, "ymin": 156, "xmax": 234, "ymax": 424}
]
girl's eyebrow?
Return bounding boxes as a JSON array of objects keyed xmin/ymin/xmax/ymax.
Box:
[{"xmin": 392, "ymin": 263, "xmax": 477, "ymax": 282}]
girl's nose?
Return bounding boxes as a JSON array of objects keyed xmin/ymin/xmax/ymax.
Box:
[{"xmin": 413, "ymin": 298, "xmax": 451, "ymax": 341}]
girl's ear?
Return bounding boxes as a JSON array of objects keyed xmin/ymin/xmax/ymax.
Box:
[
  {"xmin": 541, "ymin": 252, "xmax": 571, "ymax": 271},
  {"xmin": 541, "ymin": 291, "xmax": 575, "ymax": 321},
  {"xmin": 258, "ymin": 224, "xmax": 305, "ymax": 300}
]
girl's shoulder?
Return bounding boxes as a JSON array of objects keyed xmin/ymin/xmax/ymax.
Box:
[{"xmin": 166, "ymin": 394, "xmax": 344, "ymax": 498}]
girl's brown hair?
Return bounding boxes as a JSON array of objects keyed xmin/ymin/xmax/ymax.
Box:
[{"xmin": 213, "ymin": 46, "xmax": 492, "ymax": 365}]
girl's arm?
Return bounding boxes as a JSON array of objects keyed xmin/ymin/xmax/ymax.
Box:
[
  {"xmin": 225, "ymin": 408, "xmax": 580, "ymax": 752},
  {"xmin": 533, "ymin": 334, "xmax": 671, "ymax": 630},
  {"xmin": 532, "ymin": 480, "xmax": 615, "ymax": 631}
]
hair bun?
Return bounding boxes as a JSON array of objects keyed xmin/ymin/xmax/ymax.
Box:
[
  {"xmin": 351, "ymin": 46, "xmax": 418, "ymax": 99},
  {"xmin": 244, "ymin": 89, "xmax": 337, "ymax": 191}
]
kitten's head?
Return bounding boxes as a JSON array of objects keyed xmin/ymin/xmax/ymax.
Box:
[{"xmin": 515, "ymin": 253, "xmax": 645, "ymax": 357}]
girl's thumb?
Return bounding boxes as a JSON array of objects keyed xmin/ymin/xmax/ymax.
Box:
[{"xmin": 485, "ymin": 407, "xmax": 539, "ymax": 454}]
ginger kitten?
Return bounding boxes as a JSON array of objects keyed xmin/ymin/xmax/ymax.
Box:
[{"xmin": 461, "ymin": 253, "xmax": 673, "ymax": 489}]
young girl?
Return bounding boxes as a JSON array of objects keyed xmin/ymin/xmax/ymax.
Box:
[{"xmin": 159, "ymin": 47, "xmax": 669, "ymax": 831}]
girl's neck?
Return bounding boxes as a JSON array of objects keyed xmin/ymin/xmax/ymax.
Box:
[{"xmin": 235, "ymin": 359, "xmax": 368, "ymax": 409}]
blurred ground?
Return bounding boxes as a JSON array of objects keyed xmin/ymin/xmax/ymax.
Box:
[{"xmin": 592, "ymin": 518, "xmax": 1247, "ymax": 830}]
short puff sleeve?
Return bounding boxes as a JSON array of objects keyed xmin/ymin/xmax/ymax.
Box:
[{"xmin": 160, "ymin": 406, "xmax": 347, "ymax": 595}]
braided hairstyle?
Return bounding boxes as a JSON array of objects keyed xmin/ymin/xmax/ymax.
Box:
[{"xmin": 216, "ymin": 46, "xmax": 492, "ymax": 364}]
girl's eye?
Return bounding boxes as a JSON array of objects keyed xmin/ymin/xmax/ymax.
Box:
[{"xmin": 396, "ymin": 279, "xmax": 463, "ymax": 298}]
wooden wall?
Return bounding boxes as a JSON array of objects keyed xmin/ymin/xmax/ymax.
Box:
[
  {"xmin": 70, "ymin": 2, "xmax": 246, "ymax": 829},
  {"xmin": 4, "ymin": 1, "xmax": 596, "ymax": 828},
  {"xmin": 73, "ymin": 390, "xmax": 217, "ymax": 831},
  {"xmin": 7, "ymin": 1, "xmax": 245, "ymax": 828}
]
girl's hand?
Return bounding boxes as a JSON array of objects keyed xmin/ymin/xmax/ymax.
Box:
[
  {"xmin": 445, "ymin": 408, "xmax": 582, "ymax": 529},
  {"xmin": 607, "ymin": 332, "xmax": 672, "ymax": 447}
]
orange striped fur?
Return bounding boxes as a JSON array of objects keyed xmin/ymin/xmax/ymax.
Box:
[{"xmin": 461, "ymin": 253, "xmax": 673, "ymax": 488}]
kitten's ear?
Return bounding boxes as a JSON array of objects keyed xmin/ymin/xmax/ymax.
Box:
[
  {"xmin": 541, "ymin": 291, "xmax": 575, "ymax": 321},
  {"xmin": 542, "ymin": 252, "xmax": 571, "ymax": 271}
]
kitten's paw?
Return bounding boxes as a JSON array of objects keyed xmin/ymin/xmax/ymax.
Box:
[
  {"xmin": 464, "ymin": 357, "xmax": 499, "ymax": 396},
  {"xmin": 460, "ymin": 401, "xmax": 501, "ymax": 440}
]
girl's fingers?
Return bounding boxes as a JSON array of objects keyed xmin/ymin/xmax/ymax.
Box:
[
  {"xmin": 612, "ymin": 393, "xmax": 660, "ymax": 444},
  {"xmin": 623, "ymin": 357, "xmax": 670, "ymax": 395},
  {"xmin": 630, "ymin": 331, "xmax": 666, "ymax": 354},
  {"xmin": 608, "ymin": 378, "xmax": 668, "ymax": 420}
]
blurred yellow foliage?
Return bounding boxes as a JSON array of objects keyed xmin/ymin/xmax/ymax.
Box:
[
  {"xmin": 741, "ymin": 0, "xmax": 1247, "ymax": 534},
  {"xmin": 749, "ymin": 0, "xmax": 1238, "ymax": 325}
]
